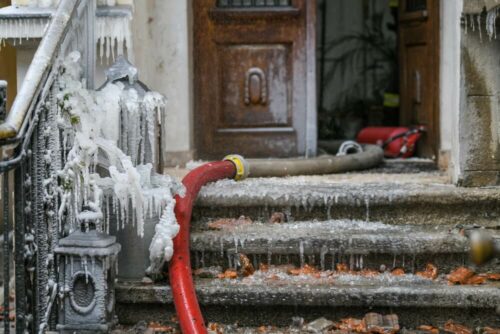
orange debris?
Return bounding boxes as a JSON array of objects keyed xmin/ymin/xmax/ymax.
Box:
[
  {"xmin": 239, "ymin": 254, "xmax": 255, "ymax": 277},
  {"xmin": 288, "ymin": 264, "xmax": 320, "ymax": 277},
  {"xmin": 447, "ymin": 267, "xmax": 475, "ymax": 285},
  {"xmin": 147, "ymin": 322, "xmax": 174, "ymax": 333},
  {"xmin": 416, "ymin": 264, "xmax": 438, "ymax": 280},
  {"xmin": 259, "ymin": 263, "xmax": 269, "ymax": 272},
  {"xmin": 391, "ymin": 268, "xmax": 405, "ymax": 276},
  {"xmin": 208, "ymin": 322, "xmax": 223, "ymax": 334},
  {"xmin": 443, "ymin": 320, "xmax": 472, "ymax": 334},
  {"xmin": 269, "ymin": 212, "xmax": 286, "ymax": 224},
  {"xmin": 336, "ymin": 318, "xmax": 366, "ymax": 333},
  {"xmin": 419, "ymin": 325, "xmax": 439, "ymax": 334},
  {"xmin": 207, "ymin": 216, "xmax": 252, "ymax": 230},
  {"xmin": 217, "ymin": 269, "xmax": 238, "ymax": 279},
  {"xmin": 336, "ymin": 263, "xmax": 349, "ymax": 272}
]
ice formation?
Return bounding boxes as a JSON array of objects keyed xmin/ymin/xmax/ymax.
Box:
[
  {"xmin": 96, "ymin": 14, "xmax": 133, "ymax": 63},
  {"xmin": 1, "ymin": 2, "xmax": 133, "ymax": 61},
  {"xmin": 0, "ymin": 16, "xmax": 49, "ymax": 48},
  {"xmin": 56, "ymin": 51, "xmax": 182, "ymax": 273},
  {"xmin": 463, "ymin": 7, "xmax": 499, "ymax": 41}
]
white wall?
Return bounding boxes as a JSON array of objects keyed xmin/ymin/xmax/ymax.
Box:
[
  {"xmin": 132, "ymin": 0, "xmax": 194, "ymax": 167},
  {"xmin": 439, "ymin": 0, "xmax": 463, "ymax": 182}
]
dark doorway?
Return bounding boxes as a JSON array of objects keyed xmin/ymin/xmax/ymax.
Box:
[{"xmin": 317, "ymin": 0, "xmax": 439, "ymax": 159}]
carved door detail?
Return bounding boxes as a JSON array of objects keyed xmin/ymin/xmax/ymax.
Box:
[{"xmin": 194, "ymin": 0, "xmax": 316, "ymax": 159}]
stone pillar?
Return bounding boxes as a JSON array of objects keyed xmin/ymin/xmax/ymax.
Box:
[{"xmin": 458, "ymin": 6, "xmax": 500, "ymax": 186}]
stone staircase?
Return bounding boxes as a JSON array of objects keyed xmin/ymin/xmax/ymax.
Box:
[{"xmin": 115, "ymin": 171, "xmax": 500, "ymax": 329}]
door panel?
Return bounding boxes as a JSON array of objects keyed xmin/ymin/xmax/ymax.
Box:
[
  {"xmin": 399, "ymin": 0, "xmax": 439, "ymax": 158},
  {"xmin": 194, "ymin": 0, "xmax": 316, "ymax": 159},
  {"xmin": 218, "ymin": 44, "xmax": 291, "ymax": 127}
]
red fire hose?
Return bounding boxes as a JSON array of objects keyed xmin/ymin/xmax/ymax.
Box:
[{"xmin": 168, "ymin": 156, "xmax": 248, "ymax": 334}]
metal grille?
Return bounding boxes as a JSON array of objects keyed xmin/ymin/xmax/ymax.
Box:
[
  {"xmin": 217, "ymin": 0, "xmax": 291, "ymax": 8},
  {"xmin": 0, "ymin": 0, "xmax": 95, "ymax": 332},
  {"xmin": 406, "ymin": 0, "xmax": 427, "ymax": 12}
]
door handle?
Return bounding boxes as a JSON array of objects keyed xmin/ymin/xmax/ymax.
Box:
[
  {"xmin": 413, "ymin": 70, "xmax": 421, "ymax": 104},
  {"xmin": 244, "ymin": 67, "xmax": 267, "ymax": 106}
]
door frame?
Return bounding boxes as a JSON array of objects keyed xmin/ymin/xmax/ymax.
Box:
[{"xmin": 399, "ymin": 0, "xmax": 440, "ymax": 159}]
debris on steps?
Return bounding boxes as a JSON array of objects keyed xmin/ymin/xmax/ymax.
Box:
[
  {"xmin": 111, "ymin": 313, "xmax": 500, "ymax": 334},
  {"xmin": 116, "ymin": 263, "xmax": 500, "ymax": 328},
  {"xmin": 189, "ymin": 219, "xmax": 481, "ymax": 273},
  {"xmin": 113, "ymin": 173, "xmax": 500, "ymax": 330}
]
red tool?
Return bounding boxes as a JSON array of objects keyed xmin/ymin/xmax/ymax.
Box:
[{"xmin": 356, "ymin": 126, "xmax": 426, "ymax": 158}]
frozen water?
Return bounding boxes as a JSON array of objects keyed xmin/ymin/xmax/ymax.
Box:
[
  {"xmin": 0, "ymin": 17, "xmax": 49, "ymax": 47},
  {"xmin": 97, "ymin": 14, "xmax": 133, "ymax": 63},
  {"xmin": 55, "ymin": 52, "xmax": 182, "ymax": 274}
]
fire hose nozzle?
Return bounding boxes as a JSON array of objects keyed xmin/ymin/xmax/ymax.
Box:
[{"xmin": 224, "ymin": 154, "xmax": 249, "ymax": 181}]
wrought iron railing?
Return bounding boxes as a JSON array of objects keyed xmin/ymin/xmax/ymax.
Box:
[{"xmin": 0, "ymin": 0, "xmax": 95, "ymax": 332}]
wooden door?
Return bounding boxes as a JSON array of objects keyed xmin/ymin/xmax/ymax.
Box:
[
  {"xmin": 399, "ymin": 0, "xmax": 439, "ymax": 158},
  {"xmin": 193, "ymin": 0, "xmax": 317, "ymax": 159}
]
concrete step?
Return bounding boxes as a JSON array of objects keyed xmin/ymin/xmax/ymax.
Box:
[
  {"xmin": 193, "ymin": 178, "xmax": 500, "ymax": 226},
  {"xmin": 115, "ymin": 274, "xmax": 500, "ymax": 327},
  {"xmin": 189, "ymin": 220, "xmax": 481, "ymax": 273}
]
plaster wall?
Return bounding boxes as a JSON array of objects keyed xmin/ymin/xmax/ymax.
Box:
[{"xmin": 131, "ymin": 0, "xmax": 194, "ymax": 167}]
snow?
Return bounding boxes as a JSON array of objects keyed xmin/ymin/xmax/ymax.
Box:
[{"xmin": 56, "ymin": 51, "xmax": 182, "ymax": 273}]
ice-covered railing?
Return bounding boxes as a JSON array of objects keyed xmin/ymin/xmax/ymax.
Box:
[
  {"xmin": 0, "ymin": 0, "xmax": 95, "ymax": 332},
  {"xmin": 0, "ymin": 1, "xmax": 133, "ymax": 63},
  {"xmin": 1, "ymin": 0, "xmax": 182, "ymax": 331}
]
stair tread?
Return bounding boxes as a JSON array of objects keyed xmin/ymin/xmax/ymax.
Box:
[
  {"xmin": 194, "ymin": 180, "xmax": 500, "ymax": 226},
  {"xmin": 116, "ymin": 274, "xmax": 500, "ymax": 308},
  {"xmin": 197, "ymin": 179, "xmax": 500, "ymax": 207},
  {"xmin": 191, "ymin": 220, "xmax": 468, "ymax": 254}
]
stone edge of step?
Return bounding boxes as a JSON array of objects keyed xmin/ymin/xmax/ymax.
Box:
[{"xmin": 116, "ymin": 280, "xmax": 500, "ymax": 309}]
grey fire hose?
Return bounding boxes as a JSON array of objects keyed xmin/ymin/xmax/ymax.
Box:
[{"xmin": 238, "ymin": 142, "xmax": 384, "ymax": 178}]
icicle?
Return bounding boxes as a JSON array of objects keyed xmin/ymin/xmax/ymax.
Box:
[
  {"xmin": 299, "ymin": 241, "xmax": 305, "ymax": 268},
  {"xmin": 477, "ymin": 14, "xmax": 483, "ymax": 42},
  {"xmin": 320, "ymin": 245, "xmax": 328, "ymax": 271},
  {"xmin": 331, "ymin": 251, "xmax": 336, "ymax": 271},
  {"xmin": 96, "ymin": 15, "xmax": 133, "ymax": 63},
  {"xmin": 365, "ymin": 198, "xmax": 370, "ymax": 221},
  {"xmin": 227, "ymin": 252, "xmax": 233, "ymax": 269},
  {"xmin": 267, "ymin": 238, "xmax": 273, "ymax": 265},
  {"xmin": 486, "ymin": 7, "xmax": 498, "ymax": 40}
]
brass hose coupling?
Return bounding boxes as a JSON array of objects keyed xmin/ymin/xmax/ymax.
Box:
[
  {"xmin": 223, "ymin": 154, "xmax": 250, "ymax": 181},
  {"xmin": 468, "ymin": 229, "xmax": 499, "ymax": 265}
]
